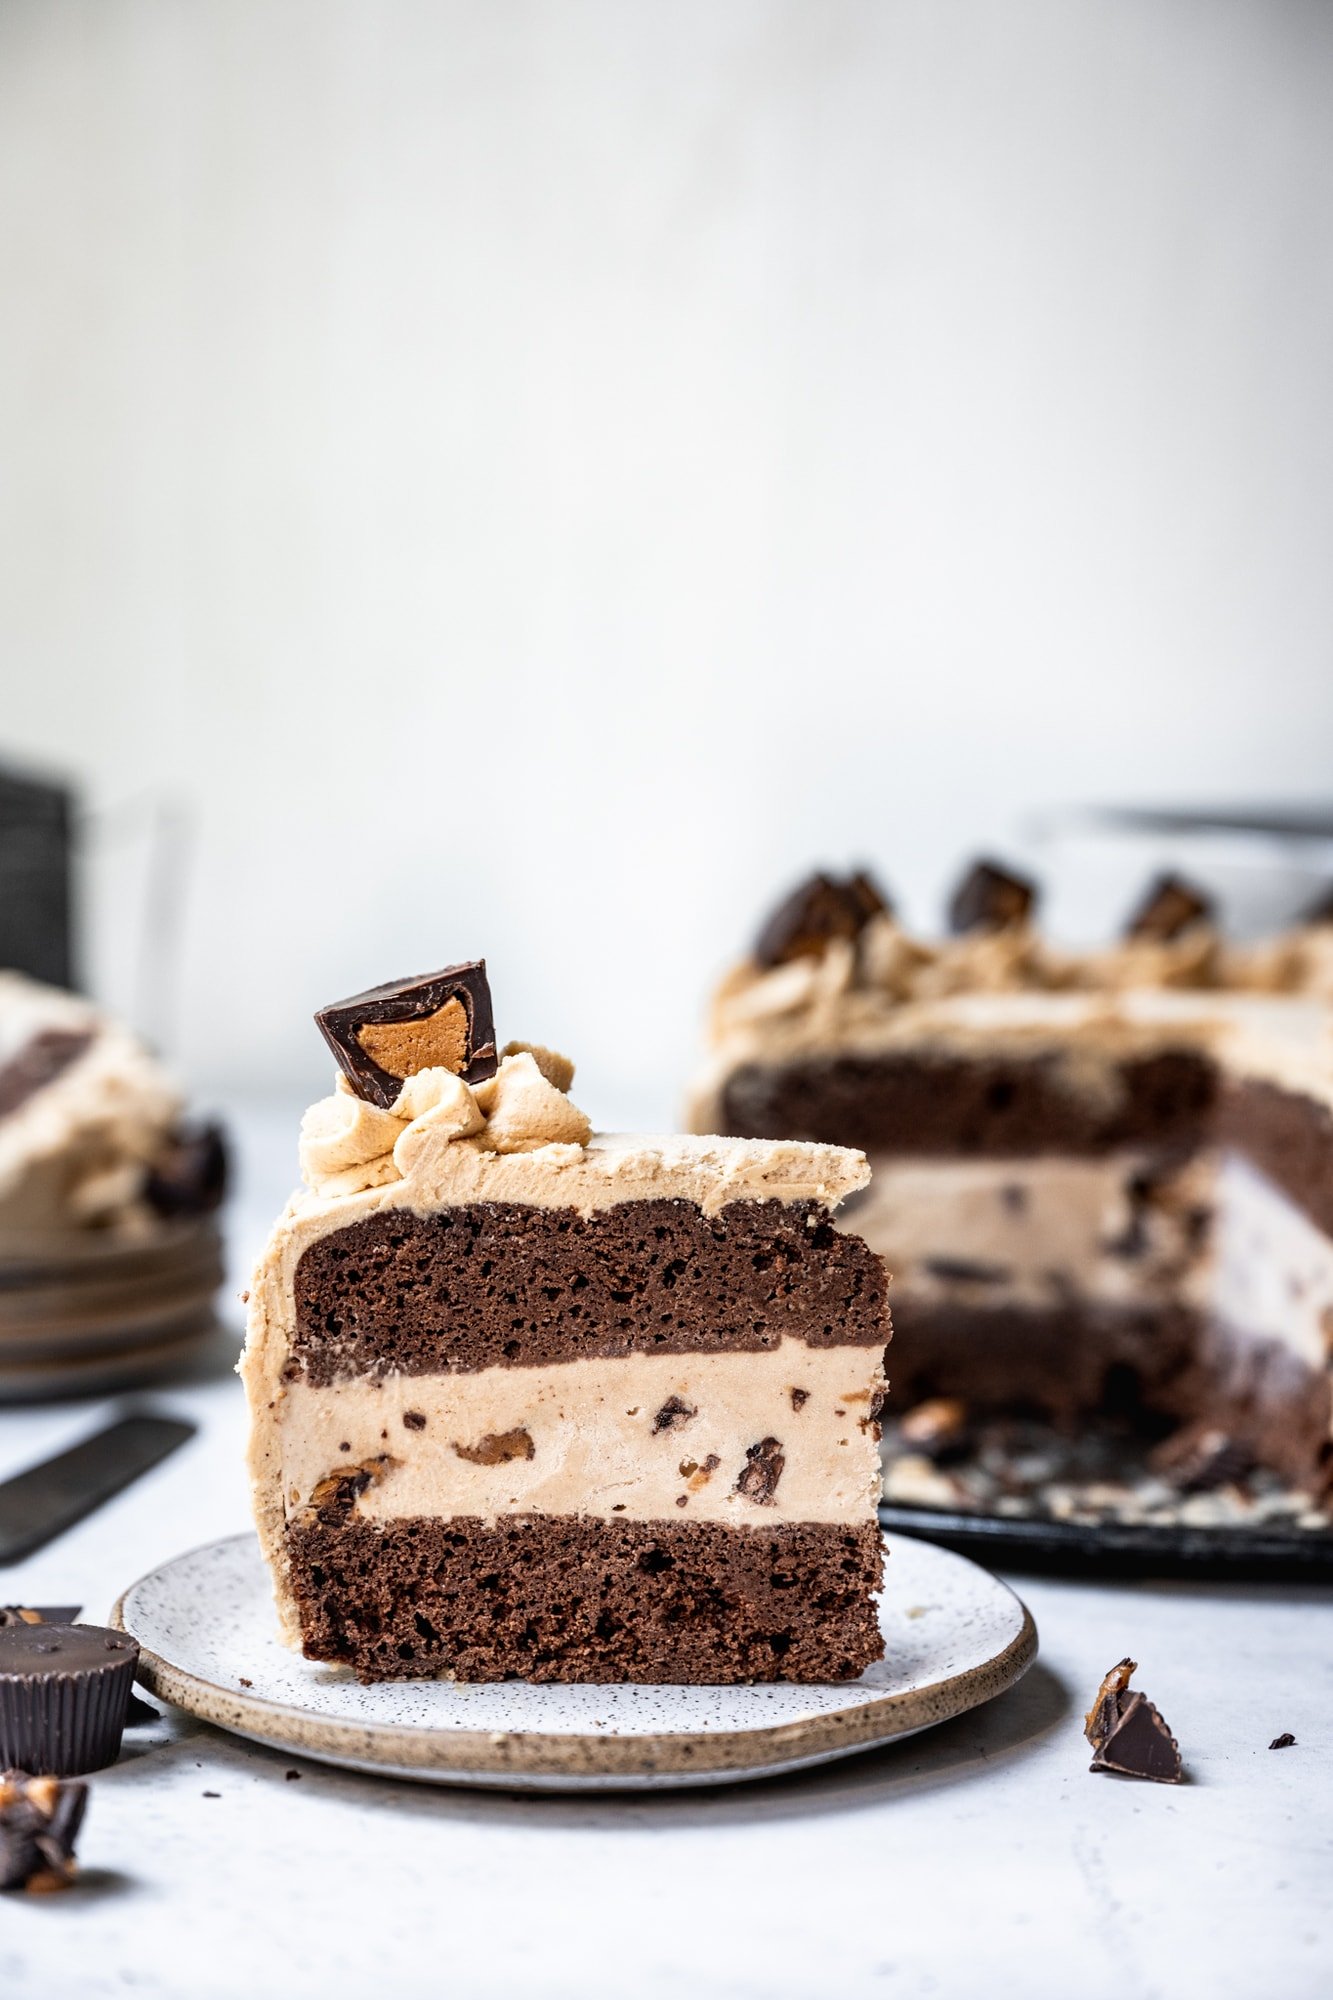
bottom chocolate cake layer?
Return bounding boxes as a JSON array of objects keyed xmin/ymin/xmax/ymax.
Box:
[{"xmin": 284, "ymin": 1514, "xmax": 885, "ymax": 1683}]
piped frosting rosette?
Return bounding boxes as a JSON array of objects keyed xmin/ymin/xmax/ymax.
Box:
[{"xmin": 299, "ymin": 1043, "xmax": 592, "ymax": 1201}]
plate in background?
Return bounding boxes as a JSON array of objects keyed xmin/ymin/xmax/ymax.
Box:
[
  {"xmin": 878, "ymin": 1501, "xmax": 1333, "ymax": 1580},
  {"xmin": 0, "ymin": 1219, "xmax": 226, "ymax": 1400}
]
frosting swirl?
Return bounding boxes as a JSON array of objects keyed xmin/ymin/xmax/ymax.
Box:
[{"xmin": 299, "ymin": 1044, "xmax": 592, "ymax": 1200}]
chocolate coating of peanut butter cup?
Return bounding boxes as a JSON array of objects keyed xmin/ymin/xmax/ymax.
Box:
[
  {"xmin": 947, "ymin": 858, "xmax": 1037, "ymax": 934},
  {"xmin": 1124, "ymin": 872, "xmax": 1214, "ymax": 942},
  {"xmin": 315, "ymin": 960, "xmax": 498, "ymax": 1109},
  {"xmin": 754, "ymin": 869, "xmax": 892, "ymax": 968},
  {"xmin": 0, "ymin": 1623, "xmax": 140, "ymax": 1777}
]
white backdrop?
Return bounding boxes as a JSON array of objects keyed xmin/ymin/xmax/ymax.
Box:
[{"xmin": 3, "ymin": 0, "xmax": 1333, "ymax": 1123}]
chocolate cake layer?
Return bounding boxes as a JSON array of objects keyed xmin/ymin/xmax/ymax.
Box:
[
  {"xmin": 283, "ymin": 1513, "xmax": 885, "ymax": 1683},
  {"xmin": 290, "ymin": 1198, "xmax": 888, "ymax": 1386},
  {"xmin": 887, "ymin": 1297, "xmax": 1204, "ymax": 1427},
  {"xmin": 718, "ymin": 1049, "xmax": 1217, "ymax": 1157},
  {"xmin": 1218, "ymin": 1077, "xmax": 1333, "ymax": 1239}
]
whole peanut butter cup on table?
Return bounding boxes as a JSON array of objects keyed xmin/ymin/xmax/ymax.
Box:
[{"xmin": 0, "ymin": 1622, "xmax": 140, "ymax": 1777}]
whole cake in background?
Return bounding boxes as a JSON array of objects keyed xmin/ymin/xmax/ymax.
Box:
[
  {"xmin": 241, "ymin": 960, "xmax": 890, "ymax": 1684},
  {"xmin": 0, "ymin": 971, "xmax": 226, "ymax": 1246},
  {"xmin": 690, "ymin": 862, "xmax": 1333, "ymax": 1512}
]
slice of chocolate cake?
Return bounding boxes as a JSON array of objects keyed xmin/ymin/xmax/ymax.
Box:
[
  {"xmin": 242, "ymin": 962, "xmax": 890, "ymax": 1684},
  {"xmin": 691, "ymin": 867, "xmax": 1333, "ymax": 1496}
]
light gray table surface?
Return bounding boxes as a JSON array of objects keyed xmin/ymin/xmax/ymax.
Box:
[{"xmin": 2, "ymin": 1102, "xmax": 1330, "ymax": 2000}]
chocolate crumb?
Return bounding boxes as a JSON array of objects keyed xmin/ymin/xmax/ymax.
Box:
[
  {"xmin": 790, "ymin": 1387, "xmax": 810, "ymax": 1411},
  {"xmin": 285, "ymin": 1769, "xmax": 302, "ymax": 1780},
  {"xmin": 202, "ymin": 1791, "xmax": 220, "ymax": 1799},
  {"xmin": 675, "ymin": 1494, "xmax": 688, "ymax": 1508},
  {"xmin": 652, "ymin": 1395, "xmax": 697, "ymax": 1434},
  {"xmin": 735, "ymin": 1436, "xmax": 785, "ymax": 1506},
  {"xmin": 1269, "ymin": 1732, "xmax": 1296, "ymax": 1750},
  {"xmin": 452, "ymin": 1428, "xmax": 534, "ymax": 1467},
  {"xmin": 238, "ymin": 1678, "xmax": 253, "ymax": 1689},
  {"xmin": 402, "ymin": 1411, "xmax": 427, "ymax": 1432}
]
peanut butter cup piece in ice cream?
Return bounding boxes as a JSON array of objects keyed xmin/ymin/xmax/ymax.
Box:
[{"xmin": 315, "ymin": 961, "xmax": 498, "ymax": 1109}]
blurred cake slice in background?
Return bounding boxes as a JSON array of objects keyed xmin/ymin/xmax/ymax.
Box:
[
  {"xmin": 0, "ymin": 971, "xmax": 225, "ymax": 1244},
  {"xmin": 690, "ymin": 862, "xmax": 1333, "ymax": 1515},
  {"xmin": 0, "ymin": 973, "xmax": 228, "ymax": 1398}
]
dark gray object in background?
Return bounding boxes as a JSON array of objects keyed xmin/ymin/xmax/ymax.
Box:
[{"xmin": 0, "ymin": 764, "xmax": 76, "ymax": 988}]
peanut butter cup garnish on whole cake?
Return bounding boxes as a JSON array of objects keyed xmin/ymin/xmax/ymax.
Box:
[{"xmin": 241, "ymin": 958, "xmax": 891, "ymax": 1683}]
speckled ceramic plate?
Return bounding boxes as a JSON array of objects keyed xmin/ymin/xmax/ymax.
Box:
[{"xmin": 112, "ymin": 1530, "xmax": 1036, "ymax": 1791}]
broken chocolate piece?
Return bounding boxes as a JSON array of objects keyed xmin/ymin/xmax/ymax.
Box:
[
  {"xmin": 753, "ymin": 870, "xmax": 892, "ymax": 969},
  {"xmin": 652, "ymin": 1396, "xmax": 697, "ymax": 1434},
  {"xmin": 0, "ymin": 1607, "xmax": 81, "ymax": 1630},
  {"xmin": 1150, "ymin": 1425, "xmax": 1252, "ymax": 1494},
  {"xmin": 1092, "ymin": 1692, "xmax": 1182, "ymax": 1784},
  {"xmin": 451, "ymin": 1428, "xmax": 534, "ymax": 1467},
  {"xmin": 0, "ymin": 1623, "xmax": 140, "ymax": 1777},
  {"xmin": 0, "ymin": 1029, "xmax": 93, "ymax": 1121},
  {"xmin": 734, "ymin": 1436, "xmax": 785, "ymax": 1505},
  {"xmin": 1085, "ymin": 1658, "xmax": 1182, "ymax": 1784},
  {"xmin": 899, "ymin": 1398, "xmax": 969, "ymax": 1463},
  {"xmin": 315, "ymin": 961, "xmax": 498, "ymax": 1109},
  {"xmin": 1124, "ymin": 873, "xmax": 1214, "ymax": 942},
  {"xmin": 145, "ymin": 1120, "xmax": 229, "ymax": 1219},
  {"xmin": 0, "ymin": 1770, "xmax": 88, "ymax": 1893},
  {"xmin": 1269, "ymin": 1732, "xmax": 1296, "ymax": 1749},
  {"xmin": 947, "ymin": 859, "xmax": 1036, "ymax": 935}
]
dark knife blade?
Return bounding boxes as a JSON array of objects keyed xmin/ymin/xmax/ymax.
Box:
[{"xmin": 0, "ymin": 1413, "xmax": 195, "ymax": 1565}]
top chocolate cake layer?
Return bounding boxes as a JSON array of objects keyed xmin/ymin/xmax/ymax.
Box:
[
  {"xmin": 288, "ymin": 1196, "xmax": 889, "ymax": 1385},
  {"xmin": 717, "ymin": 1047, "xmax": 1218, "ymax": 1157}
]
